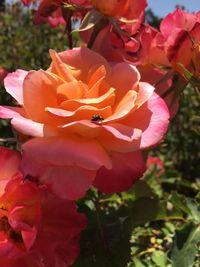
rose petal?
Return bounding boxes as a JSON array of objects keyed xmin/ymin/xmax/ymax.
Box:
[
  {"xmin": 135, "ymin": 82, "xmax": 155, "ymax": 108},
  {"xmin": 22, "ymin": 136, "xmax": 112, "ymax": 171},
  {"xmin": 23, "ymin": 70, "xmax": 61, "ymax": 123},
  {"xmin": 57, "ymin": 81, "xmax": 85, "ymax": 102},
  {"xmin": 49, "ymin": 50, "xmax": 78, "ymax": 82},
  {"xmin": 0, "ymin": 106, "xmax": 45, "ymax": 137},
  {"xmin": 109, "ymin": 62, "xmax": 140, "ymax": 100},
  {"xmin": 94, "ymin": 151, "xmax": 146, "ymax": 194},
  {"xmin": 0, "ymin": 147, "xmax": 20, "ymax": 181},
  {"xmin": 46, "ymin": 105, "xmax": 112, "ymax": 121},
  {"xmin": 124, "ymin": 92, "xmax": 170, "ymax": 149},
  {"xmin": 4, "ymin": 70, "xmax": 28, "ymax": 105},
  {"xmin": 104, "ymin": 90, "xmax": 137, "ymax": 123},
  {"xmin": 40, "ymin": 166, "xmax": 96, "ymax": 200},
  {"xmin": 57, "ymin": 48, "xmax": 110, "ymax": 81},
  {"xmin": 99, "ymin": 123, "xmax": 142, "ymax": 153},
  {"xmin": 60, "ymin": 87, "xmax": 115, "ymax": 110}
]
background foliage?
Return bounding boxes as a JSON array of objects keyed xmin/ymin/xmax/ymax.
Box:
[{"xmin": 0, "ymin": 2, "xmax": 199, "ymax": 267}]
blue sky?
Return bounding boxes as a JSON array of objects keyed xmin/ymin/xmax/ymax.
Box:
[{"xmin": 148, "ymin": 0, "xmax": 200, "ymax": 17}]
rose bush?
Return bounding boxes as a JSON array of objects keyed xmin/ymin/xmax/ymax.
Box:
[{"xmin": 0, "ymin": 47, "xmax": 169, "ymax": 198}]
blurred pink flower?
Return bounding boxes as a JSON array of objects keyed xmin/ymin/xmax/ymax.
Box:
[
  {"xmin": 146, "ymin": 156, "xmax": 165, "ymax": 177},
  {"xmin": 32, "ymin": 0, "xmax": 65, "ymax": 27},
  {"xmin": 21, "ymin": 0, "xmax": 91, "ymax": 27}
]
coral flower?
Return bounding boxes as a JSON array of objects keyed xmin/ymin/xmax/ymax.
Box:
[{"xmin": 0, "ymin": 48, "xmax": 169, "ymax": 198}]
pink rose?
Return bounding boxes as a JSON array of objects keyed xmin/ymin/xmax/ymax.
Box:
[
  {"xmin": 1, "ymin": 48, "xmax": 169, "ymax": 199},
  {"xmin": 159, "ymin": 8, "xmax": 200, "ymax": 74}
]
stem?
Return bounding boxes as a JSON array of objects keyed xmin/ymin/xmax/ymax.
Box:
[
  {"xmin": 66, "ymin": 17, "xmax": 73, "ymax": 49},
  {"xmin": 94, "ymin": 195, "xmax": 118, "ymax": 267},
  {"xmin": 87, "ymin": 18, "xmax": 109, "ymax": 49},
  {"xmin": 161, "ymin": 74, "xmax": 187, "ymax": 99},
  {"xmin": 62, "ymin": 7, "xmax": 73, "ymax": 49},
  {"xmin": 154, "ymin": 69, "xmax": 174, "ymax": 88},
  {"xmin": 0, "ymin": 138, "xmax": 17, "ymax": 143},
  {"xmin": 95, "ymin": 199, "xmax": 105, "ymax": 244}
]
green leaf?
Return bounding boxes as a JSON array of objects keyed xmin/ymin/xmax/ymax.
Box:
[
  {"xmin": 156, "ymin": 201, "xmax": 184, "ymax": 221},
  {"xmin": 171, "ymin": 193, "xmax": 200, "ymax": 222},
  {"xmin": 170, "ymin": 222, "xmax": 200, "ymax": 267},
  {"xmin": 134, "ymin": 180, "xmax": 154, "ymax": 199},
  {"xmin": 152, "ymin": 251, "xmax": 167, "ymax": 267},
  {"xmin": 73, "ymin": 206, "xmax": 131, "ymax": 267},
  {"xmin": 131, "ymin": 197, "xmax": 159, "ymax": 226},
  {"xmin": 185, "ymin": 198, "xmax": 200, "ymax": 222},
  {"xmin": 132, "ymin": 256, "xmax": 146, "ymax": 267},
  {"xmin": 177, "ymin": 63, "xmax": 193, "ymax": 80}
]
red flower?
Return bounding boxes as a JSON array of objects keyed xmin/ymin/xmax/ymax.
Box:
[{"xmin": 0, "ymin": 147, "xmax": 87, "ymax": 266}]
